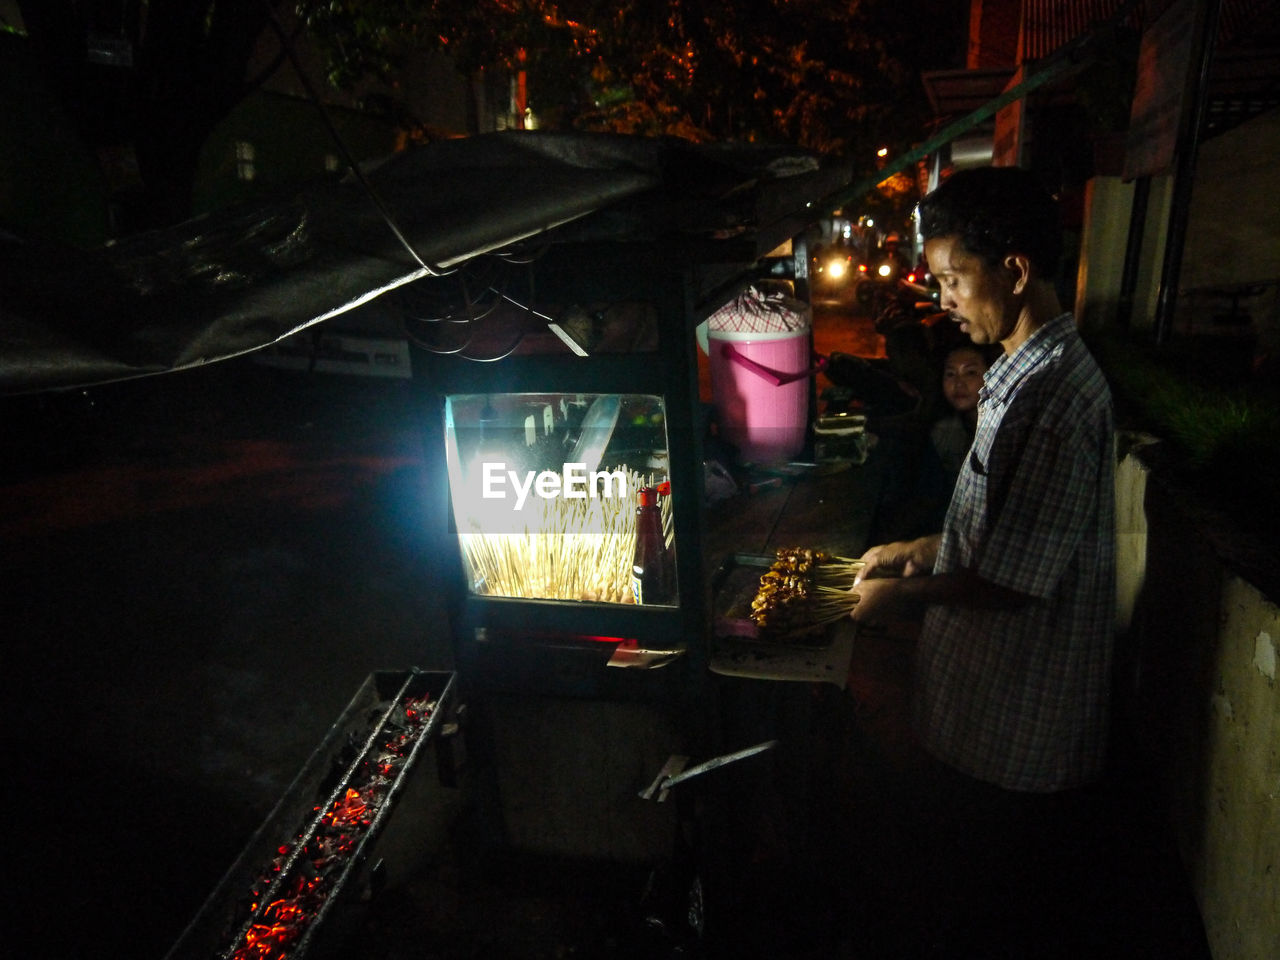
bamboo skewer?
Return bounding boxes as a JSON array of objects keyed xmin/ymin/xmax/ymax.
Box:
[{"xmin": 457, "ymin": 467, "xmax": 670, "ymax": 603}]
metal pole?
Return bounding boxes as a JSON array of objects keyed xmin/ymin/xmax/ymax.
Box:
[
  {"xmin": 1116, "ymin": 176, "xmax": 1151, "ymax": 328},
  {"xmin": 1153, "ymin": 0, "xmax": 1223, "ymax": 345}
]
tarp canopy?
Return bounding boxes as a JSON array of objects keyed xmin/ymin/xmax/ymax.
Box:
[{"xmin": 0, "ymin": 131, "xmax": 849, "ymax": 396}]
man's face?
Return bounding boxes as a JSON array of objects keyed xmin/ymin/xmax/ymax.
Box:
[{"xmin": 924, "ymin": 235, "xmax": 1018, "ymax": 347}]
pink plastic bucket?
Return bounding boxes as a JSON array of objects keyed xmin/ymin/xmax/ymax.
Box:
[{"xmin": 705, "ymin": 329, "xmax": 815, "ymax": 463}]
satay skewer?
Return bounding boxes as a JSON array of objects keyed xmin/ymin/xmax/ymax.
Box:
[{"xmin": 749, "ymin": 546, "xmax": 864, "ymax": 638}]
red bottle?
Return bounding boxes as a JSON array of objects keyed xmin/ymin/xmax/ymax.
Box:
[{"xmin": 632, "ymin": 481, "xmax": 673, "ymax": 605}]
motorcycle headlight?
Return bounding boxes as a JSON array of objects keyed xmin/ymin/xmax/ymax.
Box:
[
  {"xmin": 877, "ymin": 262, "xmax": 893, "ymax": 278},
  {"xmin": 827, "ymin": 259, "xmax": 847, "ymax": 280}
]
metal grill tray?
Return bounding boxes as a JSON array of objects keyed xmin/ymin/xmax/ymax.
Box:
[{"xmin": 165, "ymin": 669, "xmax": 456, "ymax": 960}]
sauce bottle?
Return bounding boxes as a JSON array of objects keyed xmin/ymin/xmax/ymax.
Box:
[{"xmin": 632, "ymin": 481, "xmax": 673, "ymax": 604}]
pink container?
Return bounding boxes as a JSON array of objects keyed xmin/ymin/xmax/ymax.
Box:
[{"xmin": 706, "ymin": 329, "xmax": 813, "ymax": 463}]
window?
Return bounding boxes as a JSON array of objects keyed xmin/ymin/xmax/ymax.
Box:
[{"xmin": 235, "ymin": 141, "xmax": 255, "ymax": 181}]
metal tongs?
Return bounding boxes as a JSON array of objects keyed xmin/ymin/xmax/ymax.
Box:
[{"xmin": 638, "ymin": 739, "xmax": 779, "ymax": 803}]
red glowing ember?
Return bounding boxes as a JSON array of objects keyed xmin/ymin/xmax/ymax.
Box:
[{"xmin": 321, "ymin": 788, "xmax": 371, "ymax": 830}]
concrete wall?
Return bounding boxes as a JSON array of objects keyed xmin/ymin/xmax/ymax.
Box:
[
  {"xmin": 1196, "ymin": 577, "xmax": 1280, "ymax": 958},
  {"xmin": 1075, "ymin": 108, "xmax": 1280, "ymax": 359},
  {"xmin": 1073, "ymin": 173, "xmax": 1173, "ymax": 331},
  {"xmin": 1117, "ymin": 445, "xmax": 1280, "ymax": 960}
]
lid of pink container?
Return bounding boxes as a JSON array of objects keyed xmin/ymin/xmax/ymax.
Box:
[{"xmin": 706, "ymin": 285, "xmax": 810, "ymax": 335}]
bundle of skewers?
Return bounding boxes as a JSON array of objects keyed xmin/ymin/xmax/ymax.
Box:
[
  {"xmin": 749, "ymin": 547, "xmax": 863, "ymax": 639},
  {"xmin": 458, "ymin": 468, "xmax": 671, "ymax": 603}
]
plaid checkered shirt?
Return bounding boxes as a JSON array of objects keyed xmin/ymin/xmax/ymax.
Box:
[{"xmin": 915, "ymin": 313, "xmax": 1116, "ymax": 792}]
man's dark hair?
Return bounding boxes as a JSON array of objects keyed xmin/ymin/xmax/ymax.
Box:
[{"xmin": 916, "ymin": 166, "xmax": 1062, "ymax": 275}]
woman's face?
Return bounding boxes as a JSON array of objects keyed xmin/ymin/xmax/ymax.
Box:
[{"xmin": 941, "ymin": 347, "xmax": 987, "ymax": 414}]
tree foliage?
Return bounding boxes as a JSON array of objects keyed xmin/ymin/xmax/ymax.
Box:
[
  {"xmin": 303, "ymin": 0, "xmax": 965, "ymax": 220},
  {"xmin": 12, "ymin": 1, "xmax": 963, "ymax": 234},
  {"xmin": 306, "ymin": 0, "xmax": 962, "ymax": 157}
]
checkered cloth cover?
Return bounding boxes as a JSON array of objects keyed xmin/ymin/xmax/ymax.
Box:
[{"xmin": 707, "ymin": 285, "xmax": 810, "ymax": 334}]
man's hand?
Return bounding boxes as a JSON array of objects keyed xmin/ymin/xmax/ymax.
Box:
[
  {"xmin": 849, "ymin": 535, "xmax": 941, "ymax": 625},
  {"xmin": 849, "ymin": 575, "xmax": 903, "ymax": 624},
  {"xmin": 856, "ymin": 535, "xmax": 940, "ymax": 582},
  {"xmin": 850, "ymin": 557, "xmax": 1035, "ymax": 624}
]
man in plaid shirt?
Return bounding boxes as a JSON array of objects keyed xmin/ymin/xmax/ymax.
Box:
[{"xmin": 848, "ymin": 166, "xmax": 1116, "ymax": 956}]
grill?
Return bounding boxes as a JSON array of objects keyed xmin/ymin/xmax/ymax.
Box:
[{"xmin": 165, "ymin": 669, "xmax": 456, "ymax": 960}]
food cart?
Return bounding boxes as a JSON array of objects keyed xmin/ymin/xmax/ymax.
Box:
[{"xmin": 133, "ymin": 133, "xmax": 886, "ymax": 959}]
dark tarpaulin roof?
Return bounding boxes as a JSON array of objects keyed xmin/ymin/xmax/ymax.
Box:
[{"xmin": 0, "ymin": 131, "xmax": 848, "ymax": 396}]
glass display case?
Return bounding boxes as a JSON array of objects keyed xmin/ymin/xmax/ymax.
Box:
[{"xmin": 443, "ymin": 391, "xmax": 677, "ymax": 606}]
